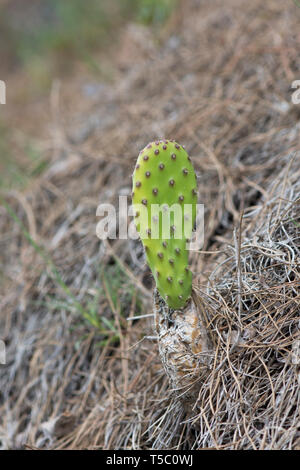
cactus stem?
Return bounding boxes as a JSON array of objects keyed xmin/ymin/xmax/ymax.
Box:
[{"xmin": 132, "ymin": 140, "xmax": 197, "ymax": 309}]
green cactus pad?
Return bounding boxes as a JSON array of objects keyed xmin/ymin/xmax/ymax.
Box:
[{"xmin": 132, "ymin": 140, "xmax": 197, "ymax": 309}]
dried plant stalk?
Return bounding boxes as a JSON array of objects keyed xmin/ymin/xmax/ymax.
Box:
[{"xmin": 154, "ymin": 289, "xmax": 213, "ymax": 406}]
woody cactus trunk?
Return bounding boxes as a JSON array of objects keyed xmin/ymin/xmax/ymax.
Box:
[{"xmin": 132, "ymin": 140, "xmax": 212, "ymax": 402}]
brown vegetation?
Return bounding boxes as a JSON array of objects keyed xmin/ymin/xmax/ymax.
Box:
[{"xmin": 0, "ymin": 0, "xmax": 299, "ymax": 449}]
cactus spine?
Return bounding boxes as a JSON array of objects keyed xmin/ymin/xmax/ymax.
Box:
[{"xmin": 132, "ymin": 140, "xmax": 197, "ymax": 309}]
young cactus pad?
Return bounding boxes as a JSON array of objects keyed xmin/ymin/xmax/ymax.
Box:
[{"xmin": 132, "ymin": 140, "xmax": 197, "ymax": 309}]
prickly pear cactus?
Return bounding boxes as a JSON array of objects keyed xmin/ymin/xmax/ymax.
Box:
[{"xmin": 132, "ymin": 140, "xmax": 197, "ymax": 309}]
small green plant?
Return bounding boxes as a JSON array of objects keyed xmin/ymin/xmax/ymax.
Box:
[
  {"xmin": 101, "ymin": 264, "xmax": 141, "ymax": 314},
  {"xmin": 290, "ymin": 218, "xmax": 300, "ymax": 227},
  {"xmin": 136, "ymin": 0, "xmax": 177, "ymax": 26},
  {"xmin": 1, "ymin": 199, "xmax": 140, "ymax": 346},
  {"xmin": 0, "ymin": 125, "xmax": 48, "ymax": 189},
  {"xmin": 132, "ymin": 140, "xmax": 197, "ymax": 309}
]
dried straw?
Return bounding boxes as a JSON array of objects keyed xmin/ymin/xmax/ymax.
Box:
[{"xmin": 0, "ymin": 0, "xmax": 299, "ymax": 449}]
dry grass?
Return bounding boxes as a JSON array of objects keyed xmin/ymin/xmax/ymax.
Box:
[{"xmin": 0, "ymin": 0, "xmax": 299, "ymax": 449}]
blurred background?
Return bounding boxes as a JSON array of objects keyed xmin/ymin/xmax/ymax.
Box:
[
  {"xmin": 0, "ymin": 0, "xmax": 299, "ymax": 450},
  {"xmin": 0, "ymin": 0, "xmax": 176, "ymax": 189}
]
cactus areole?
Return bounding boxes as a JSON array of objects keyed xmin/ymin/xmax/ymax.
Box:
[{"xmin": 132, "ymin": 140, "xmax": 197, "ymax": 309}]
